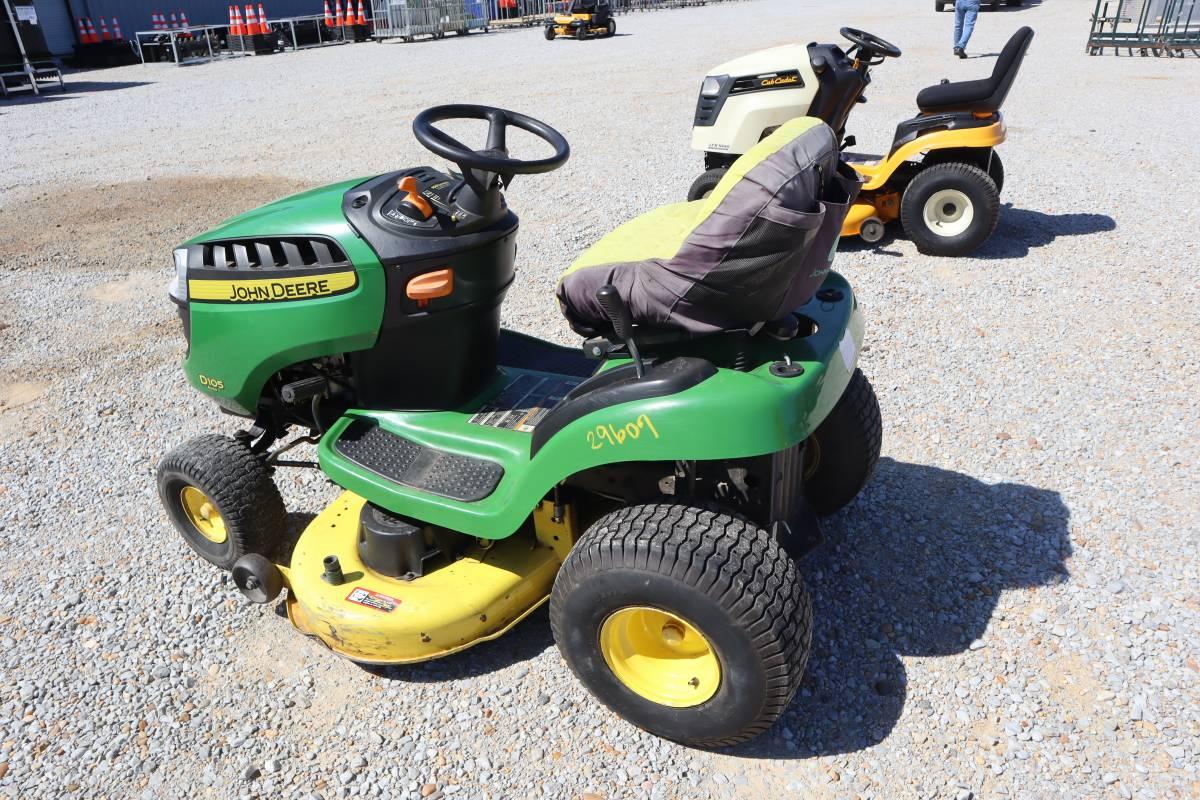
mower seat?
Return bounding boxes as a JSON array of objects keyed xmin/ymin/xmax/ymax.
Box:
[
  {"xmin": 915, "ymin": 26, "xmax": 1034, "ymax": 114},
  {"xmin": 556, "ymin": 117, "xmax": 860, "ymax": 336}
]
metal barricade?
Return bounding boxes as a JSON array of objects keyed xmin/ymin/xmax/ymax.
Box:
[
  {"xmin": 1087, "ymin": 0, "xmax": 1200, "ymax": 56},
  {"xmin": 372, "ymin": 0, "xmax": 444, "ymax": 40}
]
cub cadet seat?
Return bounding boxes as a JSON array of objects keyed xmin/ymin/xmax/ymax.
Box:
[
  {"xmin": 557, "ymin": 117, "xmax": 861, "ymax": 337},
  {"xmin": 915, "ymin": 26, "xmax": 1034, "ymax": 115}
]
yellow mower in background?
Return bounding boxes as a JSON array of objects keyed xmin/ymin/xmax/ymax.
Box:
[
  {"xmin": 545, "ymin": 0, "xmax": 616, "ymax": 40},
  {"xmin": 688, "ymin": 26, "xmax": 1035, "ymax": 256}
]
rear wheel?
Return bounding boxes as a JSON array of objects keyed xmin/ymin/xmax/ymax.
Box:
[
  {"xmin": 605, "ymin": 19, "xmax": 615, "ymax": 36},
  {"xmin": 900, "ymin": 162, "xmax": 999, "ymax": 256},
  {"xmin": 935, "ymin": 0, "xmax": 947, "ymax": 10},
  {"xmin": 551, "ymin": 503, "xmax": 812, "ymax": 747},
  {"xmin": 687, "ymin": 167, "xmax": 726, "ymax": 201},
  {"xmin": 544, "ymin": 25, "xmax": 555, "ymax": 40},
  {"xmin": 803, "ymin": 368, "xmax": 882, "ymax": 515},
  {"xmin": 157, "ymin": 434, "xmax": 287, "ymax": 569}
]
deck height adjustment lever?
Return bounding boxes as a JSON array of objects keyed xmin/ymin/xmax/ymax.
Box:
[{"xmin": 596, "ymin": 284, "xmax": 644, "ymax": 379}]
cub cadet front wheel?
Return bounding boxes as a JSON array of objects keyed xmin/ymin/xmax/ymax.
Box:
[
  {"xmin": 803, "ymin": 368, "xmax": 882, "ymax": 515},
  {"xmin": 900, "ymin": 162, "xmax": 999, "ymax": 256},
  {"xmin": 605, "ymin": 19, "xmax": 615, "ymax": 36},
  {"xmin": 157, "ymin": 434, "xmax": 287, "ymax": 569},
  {"xmin": 550, "ymin": 504, "xmax": 813, "ymax": 747},
  {"xmin": 544, "ymin": 25, "xmax": 555, "ymax": 40},
  {"xmin": 687, "ymin": 167, "xmax": 726, "ymax": 201}
]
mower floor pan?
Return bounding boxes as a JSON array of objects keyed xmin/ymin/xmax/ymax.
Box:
[{"xmin": 283, "ymin": 492, "xmax": 560, "ymax": 664}]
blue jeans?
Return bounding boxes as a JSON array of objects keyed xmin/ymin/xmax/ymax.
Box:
[{"xmin": 954, "ymin": 0, "xmax": 980, "ymax": 50}]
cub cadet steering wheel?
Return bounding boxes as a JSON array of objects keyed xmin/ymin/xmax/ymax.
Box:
[
  {"xmin": 839, "ymin": 27, "xmax": 903, "ymax": 59},
  {"xmin": 413, "ymin": 104, "xmax": 571, "ymax": 175}
]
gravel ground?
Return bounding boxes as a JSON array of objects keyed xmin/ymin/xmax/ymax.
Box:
[{"xmin": 2, "ymin": 0, "xmax": 1199, "ymax": 798}]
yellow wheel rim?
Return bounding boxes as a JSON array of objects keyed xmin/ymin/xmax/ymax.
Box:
[
  {"xmin": 180, "ymin": 486, "xmax": 227, "ymax": 544},
  {"xmin": 599, "ymin": 606, "xmax": 720, "ymax": 708}
]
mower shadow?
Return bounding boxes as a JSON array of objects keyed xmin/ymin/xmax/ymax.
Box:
[
  {"xmin": 724, "ymin": 457, "xmax": 1071, "ymax": 759},
  {"xmin": 975, "ymin": 206, "xmax": 1116, "ymax": 259},
  {"xmin": 837, "ymin": 206, "xmax": 1115, "ymax": 260}
]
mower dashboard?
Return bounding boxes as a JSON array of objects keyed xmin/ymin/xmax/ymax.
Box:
[{"xmin": 368, "ymin": 167, "xmax": 501, "ymax": 235}]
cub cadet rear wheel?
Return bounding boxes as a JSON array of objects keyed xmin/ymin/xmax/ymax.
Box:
[
  {"xmin": 935, "ymin": 0, "xmax": 947, "ymax": 10},
  {"xmin": 550, "ymin": 503, "xmax": 813, "ymax": 746},
  {"xmin": 803, "ymin": 368, "xmax": 882, "ymax": 515},
  {"xmin": 687, "ymin": 167, "xmax": 727, "ymax": 201},
  {"xmin": 544, "ymin": 25, "xmax": 555, "ymax": 40},
  {"xmin": 605, "ymin": 19, "xmax": 615, "ymax": 36},
  {"xmin": 157, "ymin": 434, "xmax": 287, "ymax": 569},
  {"xmin": 900, "ymin": 162, "xmax": 999, "ymax": 256}
]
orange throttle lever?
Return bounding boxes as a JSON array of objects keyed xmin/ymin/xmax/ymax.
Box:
[{"xmin": 396, "ymin": 176, "xmax": 433, "ymax": 220}]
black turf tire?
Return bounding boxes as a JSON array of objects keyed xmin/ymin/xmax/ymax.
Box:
[
  {"xmin": 550, "ymin": 503, "xmax": 813, "ymax": 747},
  {"xmin": 935, "ymin": 0, "xmax": 946, "ymax": 10},
  {"xmin": 544, "ymin": 25, "xmax": 555, "ymax": 40},
  {"xmin": 900, "ymin": 161, "xmax": 1000, "ymax": 256},
  {"xmin": 987, "ymin": 150, "xmax": 1005, "ymax": 195},
  {"xmin": 605, "ymin": 19, "xmax": 615, "ymax": 36},
  {"xmin": 686, "ymin": 167, "xmax": 726, "ymax": 202},
  {"xmin": 157, "ymin": 434, "xmax": 287, "ymax": 570},
  {"xmin": 803, "ymin": 368, "xmax": 882, "ymax": 516}
]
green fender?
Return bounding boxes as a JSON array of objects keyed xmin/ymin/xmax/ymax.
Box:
[
  {"xmin": 181, "ymin": 180, "xmax": 386, "ymax": 416},
  {"xmin": 319, "ymin": 272, "xmax": 865, "ymax": 539}
]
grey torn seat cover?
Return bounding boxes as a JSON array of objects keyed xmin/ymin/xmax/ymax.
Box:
[{"xmin": 556, "ymin": 117, "xmax": 862, "ymax": 336}]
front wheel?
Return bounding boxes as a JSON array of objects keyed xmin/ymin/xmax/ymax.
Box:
[
  {"xmin": 687, "ymin": 167, "xmax": 726, "ymax": 201},
  {"xmin": 605, "ymin": 19, "xmax": 615, "ymax": 36},
  {"xmin": 935, "ymin": 0, "xmax": 947, "ymax": 9},
  {"xmin": 550, "ymin": 504, "xmax": 813, "ymax": 747},
  {"xmin": 900, "ymin": 162, "xmax": 999, "ymax": 256},
  {"xmin": 803, "ymin": 368, "xmax": 882, "ymax": 515},
  {"xmin": 544, "ymin": 25, "xmax": 555, "ymax": 40},
  {"xmin": 157, "ymin": 434, "xmax": 287, "ymax": 569}
]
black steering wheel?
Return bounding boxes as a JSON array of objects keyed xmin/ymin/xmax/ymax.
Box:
[
  {"xmin": 840, "ymin": 27, "xmax": 902, "ymax": 59},
  {"xmin": 413, "ymin": 104, "xmax": 570, "ymax": 176}
]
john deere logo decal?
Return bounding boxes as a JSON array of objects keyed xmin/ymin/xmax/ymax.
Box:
[{"xmin": 188, "ymin": 271, "xmax": 357, "ymax": 303}]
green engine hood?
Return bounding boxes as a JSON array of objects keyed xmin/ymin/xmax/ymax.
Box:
[{"xmin": 180, "ymin": 179, "xmax": 387, "ymax": 416}]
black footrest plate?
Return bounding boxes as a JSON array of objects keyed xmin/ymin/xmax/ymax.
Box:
[{"xmin": 334, "ymin": 419, "xmax": 504, "ymax": 503}]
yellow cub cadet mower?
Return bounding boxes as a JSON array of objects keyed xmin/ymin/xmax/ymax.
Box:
[
  {"xmin": 688, "ymin": 26, "xmax": 1034, "ymax": 256},
  {"xmin": 545, "ymin": 0, "xmax": 615, "ymax": 40}
]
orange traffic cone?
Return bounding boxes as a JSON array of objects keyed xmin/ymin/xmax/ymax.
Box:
[
  {"xmin": 248, "ymin": 4, "xmax": 261, "ymax": 34},
  {"xmin": 323, "ymin": 0, "xmax": 333, "ymax": 27},
  {"xmin": 180, "ymin": 11, "xmax": 191, "ymax": 27},
  {"xmin": 334, "ymin": 0, "xmax": 344, "ymax": 27},
  {"xmin": 150, "ymin": 11, "xmax": 160, "ymax": 30},
  {"xmin": 112, "ymin": 17, "xmax": 123, "ymax": 39},
  {"xmin": 167, "ymin": 11, "xmax": 177, "ymax": 27},
  {"xmin": 85, "ymin": 17, "xmax": 100, "ymax": 43},
  {"xmin": 99, "ymin": 17, "xmax": 112, "ymax": 40},
  {"xmin": 356, "ymin": 0, "xmax": 367, "ymax": 26},
  {"xmin": 257, "ymin": 4, "xmax": 268, "ymax": 33},
  {"xmin": 231, "ymin": 5, "xmax": 243, "ymax": 34}
]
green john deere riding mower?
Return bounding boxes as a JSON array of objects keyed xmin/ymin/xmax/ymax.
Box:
[{"xmin": 157, "ymin": 105, "xmax": 882, "ymax": 746}]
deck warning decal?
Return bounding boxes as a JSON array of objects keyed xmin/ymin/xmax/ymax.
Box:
[
  {"xmin": 469, "ymin": 374, "xmax": 581, "ymax": 433},
  {"xmin": 346, "ymin": 587, "xmax": 399, "ymax": 613}
]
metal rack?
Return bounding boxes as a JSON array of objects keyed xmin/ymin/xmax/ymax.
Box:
[{"xmin": 1087, "ymin": 0, "xmax": 1199, "ymax": 56}]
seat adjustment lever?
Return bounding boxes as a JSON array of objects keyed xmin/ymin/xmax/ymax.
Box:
[{"xmin": 596, "ymin": 284, "xmax": 644, "ymax": 379}]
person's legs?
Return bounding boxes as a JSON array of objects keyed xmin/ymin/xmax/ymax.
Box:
[
  {"xmin": 954, "ymin": 0, "xmax": 966, "ymax": 48},
  {"xmin": 956, "ymin": 0, "xmax": 980, "ymax": 50}
]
